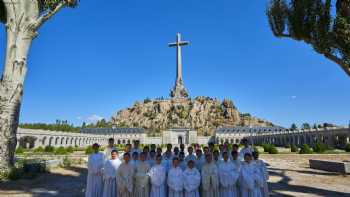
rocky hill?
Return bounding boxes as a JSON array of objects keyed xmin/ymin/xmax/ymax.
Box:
[{"xmin": 111, "ymin": 96, "xmax": 273, "ymax": 136}]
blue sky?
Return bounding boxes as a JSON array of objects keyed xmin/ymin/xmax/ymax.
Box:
[{"xmin": 0, "ymin": 0, "xmax": 349, "ymax": 128}]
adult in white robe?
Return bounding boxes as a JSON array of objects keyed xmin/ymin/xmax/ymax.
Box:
[
  {"xmin": 104, "ymin": 138, "xmax": 116, "ymax": 160},
  {"xmin": 134, "ymin": 152, "xmax": 151, "ymax": 197},
  {"xmin": 167, "ymin": 158, "xmax": 184, "ymax": 197},
  {"xmin": 116, "ymin": 153, "xmax": 135, "ymax": 197},
  {"xmin": 253, "ymin": 152, "xmax": 269, "ymax": 197},
  {"xmin": 239, "ymin": 139, "xmax": 253, "ymax": 161},
  {"xmin": 86, "ymin": 143, "xmax": 105, "ymax": 197},
  {"xmin": 195, "ymin": 149, "xmax": 205, "ymax": 172},
  {"xmin": 185, "ymin": 146, "xmax": 196, "ymax": 163},
  {"xmin": 103, "ymin": 150, "xmax": 122, "ymax": 197},
  {"xmin": 240, "ymin": 153, "xmax": 263, "ymax": 197},
  {"xmin": 201, "ymin": 154, "xmax": 220, "ymax": 197},
  {"xmin": 218, "ymin": 152, "xmax": 240, "ymax": 197},
  {"xmin": 183, "ymin": 160, "xmax": 201, "ymax": 197},
  {"xmin": 148, "ymin": 155, "xmax": 166, "ymax": 197}
]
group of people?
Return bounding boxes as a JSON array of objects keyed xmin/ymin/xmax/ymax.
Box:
[{"xmin": 85, "ymin": 138, "xmax": 269, "ymax": 197}]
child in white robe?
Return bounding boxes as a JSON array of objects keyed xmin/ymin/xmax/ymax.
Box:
[
  {"xmin": 185, "ymin": 146, "xmax": 196, "ymax": 164},
  {"xmin": 183, "ymin": 160, "xmax": 201, "ymax": 197},
  {"xmin": 86, "ymin": 143, "xmax": 105, "ymax": 197},
  {"xmin": 240, "ymin": 153, "xmax": 263, "ymax": 197},
  {"xmin": 149, "ymin": 155, "xmax": 166, "ymax": 197},
  {"xmin": 253, "ymin": 152, "xmax": 269, "ymax": 197},
  {"xmin": 168, "ymin": 157, "xmax": 184, "ymax": 197},
  {"xmin": 116, "ymin": 153, "xmax": 135, "ymax": 197},
  {"xmin": 103, "ymin": 149, "xmax": 121, "ymax": 197},
  {"xmin": 218, "ymin": 152, "xmax": 240, "ymax": 197},
  {"xmin": 134, "ymin": 152, "xmax": 151, "ymax": 197}
]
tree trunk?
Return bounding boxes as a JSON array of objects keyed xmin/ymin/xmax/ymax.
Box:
[{"xmin": 0, "ymin": 0, "xmax": 39, "ymax": 172}]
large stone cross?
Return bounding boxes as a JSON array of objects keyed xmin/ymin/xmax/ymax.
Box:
[{"xmin": 168, "ymin": 33, "xmax": 189, "ymax": 98}]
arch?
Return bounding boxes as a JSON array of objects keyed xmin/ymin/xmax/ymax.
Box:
[
  {"xmin": 49, "ymin": 137, "xmax": 54, "ymax": 146},
  {"xmin": 60, "ymin": 137, "xmax": 65, "ymax": 145},
  {"xmin": 19, "ymin": 136, "xmax": 37, "ymax": 149},
  {"xmin": 55, "ymin": 137, "xmax": 60, "ymax": 146},
  {"xmin": 42, "ymin": 136, "xmax": 47, "ymax": 146},
  {"xmin": 117, "ymin": 140, "xmax": 121, "ymax": 145},
  {"xmin": 178, "ymin": 136, "xmax": 183, "ymax": 145}
]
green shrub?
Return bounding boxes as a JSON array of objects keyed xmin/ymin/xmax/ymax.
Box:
[
  {"xmin": 1, "ymin": 167, "xmax": 24, "ymax": 181},
  {"xmin": 66, "ymin": 146, "xmax": 74, "ymax": 153},
  {"xmin": 285, "ymin": 144, "xmax": 291, "ymax": 148},
  {"xmin": 85, "ymin": 146, "xmax": 94, "ymax": 155},
  {"xmin": 15, "ymin": 147, "xmax": 25, "ymax": 154},
  {"xmin": 313, "ymin": 142, "xmax": 328, "ymax": 153},
  {"xmin": 33, "ymin": 146, "xmax": 44, "ymax": 153},
  {"xmin": 291, "ymin": 144, "xmax": 298, "ymax": 152},
  {"xmin": 299, "ymin": 144, "xmax": 313, "ymax": 154},
  {"xmin": 269, "ymin": 145, "xmax": 278, "ymax": 154},
  {"xmin": 345, "ymin": 143, "xmax": 350, "ymax": 152},
  {"xmin": 262, "ymin": 144, "xmax": 271, "ymax": 153},
  {"xmin": 62, "ymin": 156, "xmax": 72, "ymax": 168},
  {"xmin": 44, "ymin": 146, "xmax": 55, "ymax": 153},
  {"xmin": 55, "ymin": 146, "xmax": 68, "ymax": 155}
]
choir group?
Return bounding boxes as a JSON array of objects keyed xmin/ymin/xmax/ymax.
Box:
[{"xmin": 85, "ymin": 138, "xmax": 269, "ymax": 197}]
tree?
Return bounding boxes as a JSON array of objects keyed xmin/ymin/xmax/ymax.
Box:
[
  {"xmin": 302, "ymin": 122, "xmax": 311, "ymax": 129},
  {"xmin": 290, "ymin": 123, "xmax": 298, "ymax": 130},
  {"xmin": 267, "ymin": 0, "xmax": 350, "ymax": 76},
  {"xmin": 0, "ymin": 0, "xmax": 78, "ymax": 172}
]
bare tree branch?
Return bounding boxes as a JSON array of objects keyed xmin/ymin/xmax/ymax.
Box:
[{"xmin": 33, "ymin": 1, "xmax": 66, "ymax": 30}]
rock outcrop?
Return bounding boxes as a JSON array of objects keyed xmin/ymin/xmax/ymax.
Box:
[{"xmin": 111, "ymin": 97, "xmax": 273, "ymax": 135}]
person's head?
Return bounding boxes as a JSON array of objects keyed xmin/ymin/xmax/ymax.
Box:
[
  {"xmin": 156, "ymin": 147, "xmax": 162, "ymax": 155},
  {"xmin": 219, "ymin": 144, "xmax": 224, "ymax": 151},
  {"xmin": 156, "ymin": 154, "xmax": 162, "ymax": 164},
  {"xmin": 231, "ymin": 151, "xmax": 239, "ymax": 160},
  {"xmin": 223, "ymin": 151, "xmax": 229, "ymax": 162},
  {"xmin": 232, "ymin": 144, "xmax": 239, "ymax": 152},
  {"xmin": 125, "ymin": 144, "xmax": 132, "ymax": 152},
  {"xmin": 124, "ymin": 152, "xmax": 131, "ymax": 163},
  {"xmin": 244, "ymin": 153, "xmax": 252, "ymax": 163},
  {"xmin": 140, "ymin": 152, "xmax": 147, "ymax": 162},
  {"xmin": 133, "ymin": 140, "xmax": 140, "ymax": 148},
  {"xmin": 108, "ymin": 138, "xmax": 115, "ymax": 147},
  {"xmin": 208, "ymin": 142, "xmax": 215, "ymax": 152},
  {"xmin": 172, "ymin": 157, "xmax": 179, "ymax": 167},
  {"xmin": 92, "ymin": 143, "xmax": 100, "ymax": 153},
  {"xmin": 132, "ymin": 152, "xmax": 139, "ymax": 160},
  {"xmin": 196, "ymin": 149, "xmax": 202, "ymax": 158},
  {"xmin": 242, "ymin": 138, "xmax": 249, "ymax": 147},
  {"xmin": 213, "ymin": 150, "xmax": 219, "ymax": 160},
  {"xmin": 187, "ymin": 160, "xmax": 195, "ymax": 169},
  {"xmin": 150, "ymin": 150, "xmax": 156, "ymax": 158},
  {"xmin": 188, "ymin": 146, "xmax": 193, "ymax": 154},
  {"xmin": 252, "ymin": 151, "xmax": 259, "ymax": 160},
  {"xmin": 174, "ymin": 147, "xmax": 180, "ymax": 155},
  {"xmin": 166, "ymin": 144, "xmax": 172, "ymax": 151},
  {"xmin": 150, "ymin": 144, "xmax": 156, "ymax": 151},
  {"xmin": 143, "ymin": 146, "xmax": 149, "ymax": 153},
  {"xmin": 205, "ymin": 154, "xmax": 212, "ymax": 163},
  {"xmin": 179, "ymin": 152, "xmax": 185, "ymax": 161},
  {"xmin": 111, "ymin": 150, "xmax": 118, "ymax": 160},
  {"xmin": 203, "ymin": 146, "xmax": 209, "ymax": 154},
  {"xmin": 180, "ymin": 144, "xmax": 185, "ymax": 151}
]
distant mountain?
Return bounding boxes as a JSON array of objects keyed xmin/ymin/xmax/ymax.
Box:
[{"xmin": 111, "ymin": 96, "xmax": 273, "ymax": 136}]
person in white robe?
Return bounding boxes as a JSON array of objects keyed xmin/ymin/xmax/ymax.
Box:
[
  {"xmin": 201, "ymin": 154, "xmax": 220, "ymax": 197},
  {"xmin": 86, "ymin": 143, "xmax": 105, "ymax": 197},
  {"xmin": 218, "ymin": 152, "xmax": 240, "ymax": 197},
  {"xmin": 213, "ymin": 150, "xmax": 221, "ymax": 167},
  {"xmin": 168, "ymin": 157, "xmax": 184, "ymax": 197},
  {"xmin": 116, "ymin": 153, "xmax": 135, "ymax": 197},
  {"xmin": 130, "ymin": 152, "xmax": 140, "ymax": 170},
  {"xmin": 161, "ymin": 151, "xmax": 173, "ymax": 173},
  {"xmin": 134, "ymin": 152, "xmax": 151, "ymax": 197},
  {"xmin": 240, "ymin": 153, "xmax": 263, "ymax": 197},
  {"xmin": 147, "ymin": 150, "xmax": 157, "ymax": 167},
  {"xmin": 148, "ymin": 155, "xmax": 166, "ymax": 197},
  {"xmin": 185, "ymin": 146, "xmax": 196, "ymax": 164},
  {"xmin": 183, "ymin": 160, "xmax": 201, "ymax": 197},
  {"xmin": 179, "ymin": 152, "xmax": 187, "ymax": 171},
  {"xmin": 103, "ymin": 149, "xmax": 122, "ymax": 197},
  {"xmin": 239, "ymin": 139, "xmax": 253, "ymax": 161},
  {"xmin": 104, "ymin": 138, "xmax": 116, "ymax": 160},
  {"xmin": 195, "ymin": 149, "xmax": 205, "ymax": 171},
  {"xmin": 253, "ymin": 152, "xmax": 269, "ymax": 197},
  {"xmin": 131, "ymin": 140, "xmax": 142, "ymax": 155}
]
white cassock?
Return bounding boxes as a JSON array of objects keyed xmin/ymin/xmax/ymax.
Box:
[
  {"xmin": 134, "ymin": 161, "xmax": 151, "ymax": 197},
  {"xmin": 254, "ymin": 160, "xmax": 269, "ymax": 197},
  {"xmin": 195, "ymin": 156, "xmax": 205, "ymax": 172},
  {"xmin": 148, "ymin": 164, "xmax": 166, "ymax": 197},
  {"xmin": 218, "ymin": 161, "xmax": 240, "ymax": 197},
  {"xmin": 161, "ymin": 158, "xmax": 172, "ymax": 173},
  {"xmin": 183, "ymin": 167, "xmax": 201, "ymax": 197},
  {"xmin": 116, "ymin": 163, "xmax": 134, "ymax": 197},
  {"xmin": 179, "ymin": 161, "xmax": 187, "ymax": 171},
  {"xmin": 185, "ymin": 154, "xmax": 196, "ymax": 163},
  {"xmin": 240, "ymin": 162, "xmax": 263, "ymax": 197},
  {"xmin": 201, "ymin": 162, "xmax": 220, "ymax": 197},
  {"xmin": 130, "ymin": 159, "xmax": 140, "ymax": 170},
  {"xmin": 167, "ymin": 166, "xmax": 184, "ymax": 197},
  {"xmin": 86, "ymin": 152, "xmax": 105, "ymax": 197},
  {"xmin": 103, "ymin": 158, "xmax": 122, "ymax": 197}
]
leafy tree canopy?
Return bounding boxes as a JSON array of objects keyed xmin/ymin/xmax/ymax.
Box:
[{"xmin": 267, "ymin": 0, "xmax": 350, "ymax": 76}]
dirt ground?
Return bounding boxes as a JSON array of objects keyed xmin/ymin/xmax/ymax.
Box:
[{"xmin": 0, "ymin": 154, "xmax": 349, "ymax": 197}]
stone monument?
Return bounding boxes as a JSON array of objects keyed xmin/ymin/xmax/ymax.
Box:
[{"xmin": 169, "ymin": 33, "xmax": 189, "ymax": 99}]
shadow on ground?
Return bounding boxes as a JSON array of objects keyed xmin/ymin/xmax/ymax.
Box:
[
  {"xmin": 268, "ymin": 166, "xmax": 350, "ymax": 197},
  {"xmin": 0, "ymin": 166, "xmax": 87, "ymax": 197}
]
